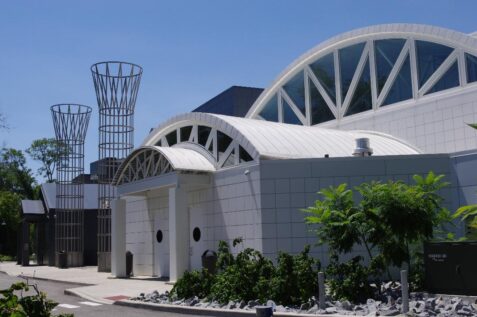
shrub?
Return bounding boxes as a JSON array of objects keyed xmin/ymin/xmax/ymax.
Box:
[
  {"xmin": 325, "ymin": 254, "xmax": 374, "ymax": 303},
  {"xmin": 170, "ymin": 269, "xmax": 215, "ymax": 300},
  {"xmin": 210, "ymin": 243, "xmax": 275, "ymax": 303},
  {"xmin": 170, "ymin": 239, "xmax": 321, "ymax": 306},
  {"xmin": 270, "ymin": 245, "xmax": 320, "ymax": 305},
  {"xmin": 0, "ymin": 280, "xmax": 73, "ymax": 317}
]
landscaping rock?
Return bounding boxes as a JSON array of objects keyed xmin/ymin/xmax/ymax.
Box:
[
  {"xmin": 325, "ymin": 306, "xmax": 338, "ymax": 314},
  {"xmin": 132, "ymin": 288, "xmax": 477, "ymax": 317},
  {"xmin": 247, "ymin": 300, "xmax": 260, "ymax": 308}
]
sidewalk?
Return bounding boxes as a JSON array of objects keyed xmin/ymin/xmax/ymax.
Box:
[{"xmin": 0, "ymin": 261, "xmax": 172, "ymax": 305}]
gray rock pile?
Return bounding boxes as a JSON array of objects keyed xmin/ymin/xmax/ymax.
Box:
[{"xmin": 131, "ymin": 286, "xmax": 477, "ymax": 316}]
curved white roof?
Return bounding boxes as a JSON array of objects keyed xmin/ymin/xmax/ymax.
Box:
[
  {"xmin": 246, "ymin": 23, "xmax": 477, "ymax": 124},
  {"xmin": 149, "ymin": 146, "xmax": 215, "ymax": 171},
  {"xmin": 144, "ymin": 112, "xmax": 420, "ymax": 160}
]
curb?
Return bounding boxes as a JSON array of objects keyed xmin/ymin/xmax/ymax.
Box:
[
  {"xmin": 1, "ymin": 269, "xmax": 94, "ymax": 287},
  {"xmin": 64, "ymin": 288, "xmax": 114, "ymax": 305},
  {"xmin": 113, "ymin": 300, "xmax": 356, "ymax": 317},
  {"xmin": 18, "ymin": 275, "xmax": 94, "ymax": 287}
]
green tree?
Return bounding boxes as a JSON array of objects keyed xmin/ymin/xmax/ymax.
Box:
[
  {"xmin": 0, "ymin": 191, "xmax": 21, "ymax": 256},
  {"xmin": 0, "ymin": 148, "xmax": 37, "ymax": 199},
  {"xmin": 453, "ymin": 123, "xmax": 477, "ymax": 239},
  {"xmin": 0, "ymin": 148, "xmax": 37, "ymax": 257},
  {"xmin": 26, "ymin": 138, "xmax": 63, "ymax": 183},
  {"xmin": 304, "ymin": 172, "xmax": 450, "ymax": 295}
]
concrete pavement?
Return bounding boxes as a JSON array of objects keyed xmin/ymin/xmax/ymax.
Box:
[{"xmin": 0, "ymin": 261, "xmax": 172, "ymax": 305}]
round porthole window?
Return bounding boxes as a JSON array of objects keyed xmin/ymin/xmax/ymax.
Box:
[
  {"xmin": 193, "ymin": 227, "xmax": 201, "ymax": 242},
  {"xmin": 156, "ymin": 230, "xmax": 163, "ymax": 243}
]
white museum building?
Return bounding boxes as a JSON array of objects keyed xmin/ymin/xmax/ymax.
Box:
[{"xmin": 110, "ymin": 24, "xmax": 477, "ymax": 281}]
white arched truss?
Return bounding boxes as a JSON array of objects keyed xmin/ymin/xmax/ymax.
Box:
[
  {"xmin": 113, "ymin": 146, "xmax": 216, "ymax": 186},
  {"xmin": 142, "ymin": 114, "xmax": 258, "ymax": 170},
  {"xmin": 247, "ymin": 24, "xmax": 477, "ymax": 126}
]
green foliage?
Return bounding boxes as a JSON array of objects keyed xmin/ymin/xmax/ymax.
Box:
[
  {"xmin": 453, "ymin": 204, "xmax": 477, "ymax": 240},
  {"xmin": 0, "ymin": 280, "xmax": 72, "ymax": 317},
  {"xmin": 468, "ymin": 123, "xmax": 477, "ymax": 130},
  {"xmin": 170, "ymin": 269, "xmax": 215, "ymax": 300},
  {"xmin": 170, "ymin": 240, "xmax": 320, "ymax": 306},
  {"xmin": 26, "ymin": 138, "xmax": 65, "ymax": 183},
  {"xmin": 269, "ymin": 245, "xmax": 320, "ymax": 305},
  {"xmin": 0, "ymin": 191, "xmax": 22, "ymax": 256},
  {"xmin": 304, "ymin": 171, "xmax": 451, "ymax": 300},
  {"xmin": 0, "ymin": 148, "xmax": 37, "ymax": 199},
  {"xmin": 210, "ymin": 244, "xmax": 275, "ymax": 303},
  {"xmin": 0, "ymin": 254, "xmax": 15, "ymax": 262},
  {"xmin": 326, "ymin": 255, "xmax": 374, "ymax": 303}
]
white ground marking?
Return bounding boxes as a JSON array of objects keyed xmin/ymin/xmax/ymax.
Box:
[
  {"xmin": 57, "ymin": 304, "xmax": 80, "ymax": 309},
  {"xmin": 79, "ymin": 301, "xmax": 103, "ymax": 307}
]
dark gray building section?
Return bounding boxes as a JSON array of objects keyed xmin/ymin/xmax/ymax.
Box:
[
  {"xmin": 258, "ymin": 154, "xmax": 471, "ymax": 266},
  {"xmin": 192, "ymin": 86, "xmax": 263, "ymax": 117}
]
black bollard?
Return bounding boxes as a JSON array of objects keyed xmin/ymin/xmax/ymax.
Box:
[{"xmin": 256, "ymin": 305, "xmax": 273, "ymax": 317}]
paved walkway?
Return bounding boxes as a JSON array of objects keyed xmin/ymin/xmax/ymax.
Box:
[{"xmin": 0, "ymin": 262, "xmax": 172, "ymax": 304}]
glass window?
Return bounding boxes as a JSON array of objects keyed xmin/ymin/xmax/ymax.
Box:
[
  {"xmin": 282, "ymin": 71, "xmax": 306, "ymax": 115},
  {"xmin": 165, "ymin": 131, "xmax": 177, "ymax": 146},
  {"xmin": 382, "ymin": 55, "xmax": 412, "ymax": 107},
  {"xmin": 155, "ymin": 140, "xmax": 162, "ymax": 147},
  {"xmin": 416, "ymin": 40, "xmax": 453, "ymax": 88},
  {"xmin": 259, "ymin": 95, "xmax": 278, "ymax": 122},
  {"xmin": 374, "ymin": 39, "xmax": 406, "ymax": 95},
  {"xmin": 239, "ymin": 146, "xmax": 253, "ymax": 163},
  {"xmin": 197, "ymin": 126, "xmax": 211, "ymax": 147},
  {"xmin": 217, "ymin": 131, "xmax": 232, "ymax": 161},
  {"xmin": 310, "ymin": 78, "xmax": 335, "ymax": 125},
  {"xmin": 465, "ymin": 53, "xmax": 477, "ymax": 83},
  {"xmin": 345, "ymin": 59, "xmax": 372, "ymax": 116},
  {"xmin": 339, "ymin": 42, "xmax": 365, "ymax": 101},
  {"xmin": 283, "ymin": 99, "xmax": 301, "ymax": 125},
  {"xmin": 180, "ymin": 126, "xmax": 192, "ymax": 142},
  {"xmin": 425, "ymin": 61, "xmax": 459, "ymax": 95},
  {"xmin": 309, "ymin": 53, "xmax": 336, "ymax": 103},
  {"xmin": 223, "ymin": 149, "xmax": 235, "ymax": 167}
]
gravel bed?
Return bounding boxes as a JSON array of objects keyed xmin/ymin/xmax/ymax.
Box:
[{"xmin": 131, "ymin": 283, "xmax": 477, "ymax": 316}]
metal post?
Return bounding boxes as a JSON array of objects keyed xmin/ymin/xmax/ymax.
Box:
[
  {"xmin": 318, "ymin": 271, "xmax": 326, "ymax": 309},
  {"xmin": 401, "ymin": 269, "xmax": 409, "ymax": 313},
  {"xmin": 91, "ymin": 61, "xmax": 142, "ymax": 272},
  {"xmin": 51, "ymin": 104, "xmax": 91, "ymax": 268}
]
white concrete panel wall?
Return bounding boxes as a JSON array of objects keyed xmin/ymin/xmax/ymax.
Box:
[
  {"xmin": 124, "ymin": 196, "xmax": 155, "ymax": 276},
  {"xmin": 259, "ymin": 155, "xmax": 456, "ymax": 267},
  {"xmin": 332, "ymin": 89, "xmax": 477, "ymax": 154},
  {"xmin": 187, "ymin": 164, "xmax": 262, "ymax": 257}
]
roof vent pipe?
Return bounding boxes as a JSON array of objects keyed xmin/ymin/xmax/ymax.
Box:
[{"xmin": 353, "ymin": 138, "xmax": 373, "ymax": 157}]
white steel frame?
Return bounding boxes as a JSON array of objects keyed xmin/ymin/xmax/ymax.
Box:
[{"xmin": 247, "ymin": 25, "xmax": 477, "ymax": 126}]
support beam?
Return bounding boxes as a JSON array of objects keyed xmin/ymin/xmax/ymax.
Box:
[
  {"xmin": 169, "ymin": 186, "xmax": 189, "ymax": 282},
  {"xmin": 111, "ymin": 199, "xmax": 127, "ymax": 277}
]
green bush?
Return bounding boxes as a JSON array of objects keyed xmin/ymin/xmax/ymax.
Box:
[
  {"xmin": 210, "ymin": 244, "xmax": 275, "ymax": 303},
  {"xmin": 170, "ymin": 239, "xmax": 321, "ymax": 306},
  {"xmin": 325, "ymin": 254, "xmax": 374, "ymax": 303},
  {"xmin": 170, "ymin": 269, "xmax": 215, "ymax": 300},
  {"xmin": 270, "ymin": 245, "xmax": 320, "ymax": 305},
  {"xmin": 0, "ymin": 280, "xmax": 73, "ymax": 317}
]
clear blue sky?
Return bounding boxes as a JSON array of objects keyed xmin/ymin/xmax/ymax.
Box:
[{"xmin": 1, "ymin": 0, "xmax": 476, "ymax": 182}]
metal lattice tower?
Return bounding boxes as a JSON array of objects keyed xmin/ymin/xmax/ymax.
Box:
[
  {"xmin": 51, "ymin": 104, "xmax": 92, "ymax": 267},
  {"xmin": 91, "ymin": 61, "xmax": 143, "ymax": 272}
]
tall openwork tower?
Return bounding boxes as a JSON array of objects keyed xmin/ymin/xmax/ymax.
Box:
[
  {"xmin": 51, "ymin": 104, "xmax": 92, "ymax": 267},
  {"xmin": 91, "ymin": 61, "xmax": 143, "ymax": 272}
]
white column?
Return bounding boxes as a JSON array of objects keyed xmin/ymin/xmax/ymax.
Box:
[
  {"xmin": 169, "ymin": 186, "xmax": 189, "ymax": 282},
  {"xmin": 111, "ymin": 199, "xmax": 126, "ymax": 277}
]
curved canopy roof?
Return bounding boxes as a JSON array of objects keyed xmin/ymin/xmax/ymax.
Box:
[
  {"xmin": 245, "ymin": 24, "xmax": 477, "ymax": 126},
  {"xmin": 144, "ymin": 112, "xmax": 420, "ymax": 161},
  {"xmin": 113, "ymin": 146, "xmax": 215, "ymax": 185}
]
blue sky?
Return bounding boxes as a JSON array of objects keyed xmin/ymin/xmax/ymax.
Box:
[{"xmin": 1, "ymin": 0, "xmax": 476, "ymax": 182}]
